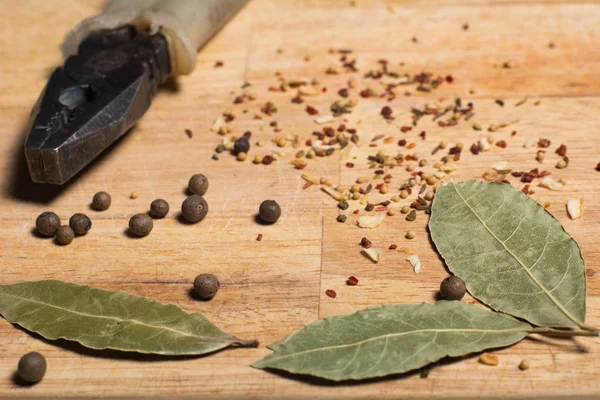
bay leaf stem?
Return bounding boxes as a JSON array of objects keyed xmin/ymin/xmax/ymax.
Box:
[{"xmin": 526, "ymin": 327, "xmax": 599, "ymax": 337}]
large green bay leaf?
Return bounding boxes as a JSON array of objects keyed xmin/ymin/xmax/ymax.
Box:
[
  {"xmin": 0, "ymin": 280, "xmax": 256, "ymax": 355},
  {"xmin": 253, "ymin": 301, "xmax": 530, "ymax": 381},
  {"xmin": 429, "ymin": 180, "xmax": 586, "ymax": 328}
]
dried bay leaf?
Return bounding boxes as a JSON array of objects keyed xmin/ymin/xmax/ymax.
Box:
[
  {"xmin": 253, "ymin": 301, "xmax": 531, "ymax": 381},
  {"xmin": 429, "ymin": 180, "xmax": 587, "ymax": 329},
  {"xmin": 0, "ymin": 280, "xmax": 257, "ymax": 355}
]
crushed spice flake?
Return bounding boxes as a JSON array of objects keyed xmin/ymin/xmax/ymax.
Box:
[
  {"xmin": 538, "ymin": 138, "xmax": 551, "ymax": 148},
  {"xmin": 305, "ymin": 105, "xmax": 319, "ymax": 115},
  {"xmin": 185, "ymin": 129, "xmax": 193, "ymax": 138},
  {"xmin": 346, "ymin": 276, "xmax": 359, "ymax": 286},
  {"xmin": 325, "ymin": 289, "xmax": 337, "ymax": 299},
  {"xmin": 363, "ymin": 247, "xmax": 382, "ymax": 262},
  {"xmin": 256, "ymin": 234, "xmax": 263, "ymax": 241},
  {"xmin": 214, "ymin": 60, "xmax": 224, "ymax": 68}
]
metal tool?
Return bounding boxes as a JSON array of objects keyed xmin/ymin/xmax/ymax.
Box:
[{"xmin": 24, "ymin": 0, "xmax": 246, "ymax": 185}]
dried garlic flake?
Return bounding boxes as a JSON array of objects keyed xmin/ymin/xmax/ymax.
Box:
[
  {"xmin": 357, "ymin": 213, "xmax": 385, "ymax": 228},
  {"xmin": 363, "ymin": 248, "xmax": 381, "ymax": 263},
  {"xmin": 566, "ymin": 198, "xmax": 583, "ymax": 220},
  {"xmin": 406, "ymin": 254, "xmax": 422, "ymax": 274},
  {"xmin": 539, "ymin": 177, "xmax": 564, "ymax": 191},
  {"xmin": 314, "ymin": 115, "xmax": 336, "ymax": 125}
]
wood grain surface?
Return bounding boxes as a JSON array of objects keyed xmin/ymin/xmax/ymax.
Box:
[{"xmin": 0, "ymin": 0, "xmax": 599, "ymax": 398}]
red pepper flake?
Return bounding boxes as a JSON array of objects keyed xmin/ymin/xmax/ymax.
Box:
[
  {"xmin": 347, "ymin": 128, "xmax": 357, "ymax": 134},
  {"xmin": 223, "ymin": 112, "xmax": 235, "ymax": 122},
  {"xmin": 534, "ymin": 100, "xmax": 541, "ymax": 106},
  {"xmin": 256, "ymin": 234, "xmax": 263, "ymax": 241},
  {"xmin": 346, "ymin": 276, "xmax": 359, "ymax": 286},
  {"xmin": 521, "ymin": 185, "xmax": 530, "ymax": 195},
  {"xmin": 496, "ymin": 140, "xmax": 507, "ymax": 148},
  {"xmin": 359, "ymin": 89, "xmax": 373, "ymax": 98},
  {"xmin": 353, "ymin": 209, "xmax": 360, "ymax": 214},
  {"xmin": 185, "ymin": 129, "xmax": 193, "ymax": 138},
  {"xmin": 596, "ymin": 162, "xmax": 600, "ymax": 171},
  {"xmin": 511, "ymin": 130, "xmax": 517, "ymax": 136},
  {"xmin": 305, "ymin": 105, "xmax": 319, "ymax": 115},
  {"xmin": 449, "ymin": 146, "xmax": 462, "ymax": 155},
  {"xmin": 291, "ymin": 96, "xmax": 304, "ymax": 104},
  {"xmin": 233, "ymin": 95, "xmax": 244, "ymax": 104},
  {"xmin": 253, "ymin": 114, "xmax": 262, "ymax": 120},
  {"xmin": 262, "ymin": 155, "xmax": 274, "ymax": 165},
  {"xmin": 325, "ymin": 67, "xmax": 338, "ymax": 75},
  {"xmin": 360, "ymin": 237, "xmax": 372, "ymax": 248},
  {"xmin": 511, "ymin": 171, "xmax": 525, "ymax": 177},
  {"xmin": 445, "ymin": 75, "xmax": 454, "ymax": 83},
  {"xmin": 323, "ymin": 127, "xmax": 335, "ymax": 137},
  {"xmin": 538, "ymin": 170, "xmax": 552, "ymax": 178},
  {"xmin": 322, "ymin": 87, "xmax": 327, "ymax": 93},
  {"xmin": 338, "ymin": 124, "xmax": 346, "ymax": 132},
  {"xmin": 374, "ymin": 169, "xmax": 384, "ymax": 175},
  {"xmin": 529, "ymin": 168, "xmax": 540, "ymax": 178},
  {"xmin": 538, "ymin": 138, "xmax": 551, "ymax": 148},
  {"xmin": 302, "ymin": 181, "xmax": 314, "ymax": 189},
  {"xmin": 294, "ymin": 163, "xmax": 307, "ymax": 170},
  {"xmin": 346, "ymin": 162, "xmax": 354, "ymax": 168},
  {"xmin": 405, "ymin": 154, "xmax": 412, "ymax": 161},
  {"xmin": 521, "ymin": 173, "xmax": 534, "ymax": 183},
  {"xmin": 375, "ymin": 206, "xmax": 388, "ymax": 212},
  {"xmin": 389, "ymin": 244, "xmax": 398, "ymax": 250},
  {"xmin": 214, "ymin": 60, "xmax": 224, "ymax": 68},
  {"xmin": 383, "ymin": 174, "xmax": 392, "ymax": 180},
  {"xmin": 325, "ymin": 289, "xmax": 337, "ymax": 298},
  {"xmin": 398, "ymin": 139, "xmax": 407, "ymax": 146},
  {"xmin": 375, "ymin": 183, "xmax": 384, "ymax": 191},
  {"xmin": 556, "ymin": 144, "xmax": 567, "ymax": 157},
  {"xmin": 261, "ymin": 101, "xmax": 277, "ymax": 115},
  {"xmin": 400, "ymin": 125, "xmax": 412, "ymax": 133},
  {"xmin": 305, "ymin": 139, "xmax": 312, "ymax": 146},
  {"xmin": 419, "ymin": 131, "xmax": 426, "ymax": 140},
  {"xmin": 369, "ymin": 143, "xmax": 377, "ymax": 148},
  {"xmin": 381, "ymin": 106, "xmax": 393, "ymax": 120},
  {"xmin": 338, "ymin": 88, "xmax": 349, "ymax": 98}
]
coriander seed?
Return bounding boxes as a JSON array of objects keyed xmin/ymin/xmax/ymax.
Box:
[
  {"xmin": 259, "ymin": 200, "xmax": 281, "ymax": 223},
  {"xmin": 236, "ymin": 151, "xmax": 247, "ymax": 161},
  {"xmin": 18, "ymin": 352, "xmax": 46, "ymax": 383},
  {"xmin": 400, "ymin": 190, "xmax": 409, "ymax": 199},
  {"xmin": 424, "ymin": 191, "xmax": 435, "ymax": 201},
  {"xmin": 92, "ymin": 191, "xmax": 111, "ymax": 211},
  {"xmin": 129, "ymin": 213, "xmax": 153, "ymax": 236},
  {"xmin": 233, "ymin": 137, "xmax": 250, "ymax": 155},
  {"xmin": 55, "ymin": 225, "xmax": 74, "ymax": 245},
  {"xmin": 181, "ymin": 195, "xmax": 209, "ymax": 223},
  {"xmin": 149, "ymin": 199, "xmax": 169, "ymax": 218},
  {"xmin": 518, "ymin": 359, "xmax": 530, "ymax": 371},
  {"xmin": 193, "ymin": 273, "xmax": 220, "ymax": 300},
  {"xmin": 405, "ymin": 231, "xmax": 416, "ymax": 239},
  {"xmin": 440, "ymin": 276, "xmax": 466, "ymax": 300},
  {"xmin": 401, "ymin": 205, "xmax": 411, "ymax": 214},
  {"xmin": 69, "ymin": 213, "xmax": 91, "ymax": 235},
  {"xmin": 35, "ymin": 211, "xmax": 60, "ymax": 237},
  {"xmin": 188, "ymin": 174, "xmax": 209, "ymax": 196}
]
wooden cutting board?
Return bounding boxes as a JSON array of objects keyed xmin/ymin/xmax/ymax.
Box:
[{"xmin": 0, "ymin": 0, "xmax": 599, "ymax": 398}]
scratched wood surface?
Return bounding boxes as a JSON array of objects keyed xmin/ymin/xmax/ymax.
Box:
[{"xmin": 0, "ymin": 0, "xmax": 599, "ymax": 398}]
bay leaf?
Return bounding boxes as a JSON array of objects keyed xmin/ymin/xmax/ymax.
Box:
[
  {"xmin": 253, "ymin": 301, "xmax": 530, "ymax": 381},
  {"xmin": 429, "ymin": 180, "xmax": 587, "ymax": 328},
  {"xmin": 0, "ymin": 280, "xmax": 257, "ymax": 355}
]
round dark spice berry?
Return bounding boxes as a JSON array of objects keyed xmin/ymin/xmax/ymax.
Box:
[
  {"xmin": 193, "ymin": 273, "xmax": 220, "ymax": 300},
  {"xmin": 18, "ymin": 352, "xmax": 46, "ymax": 383},
  {"xmin": 440, "ymin": 276, "xmax": 466, "ymax": 301},
  {"xmin": 55, "ymin": 226, "xmax": 74, "ymax": 245},
  {"xmin": 92, "ymin": 191, "xmax": 111, "ymax": 211},
  {"xmin": 233, "ymin": 137, "xmax": 250, "ymax": 155},
  {"xmin": 129, "ymin": 213, "xmax": 153, "ymax": 236},
  {"xmin": 181, "ymin": 195, "xmax": 208, "ymax": 223},
  {"xmin": 149, "ymin": 199, "xmax": 169, "ymax": 219},
  {"xmin": 259, "ymin": 200, "xmax": 281, "ymax": 223},
  {"xmin": 69, "ymin": 213, "xmax": 92, "ymax": 235},
  {"xmin": 35, "ymin": 212, "xmax": 60, "ymax": 237},
  {"xmin": 188, "ymin": 174, "xmax": 209, "ymax": 196}
]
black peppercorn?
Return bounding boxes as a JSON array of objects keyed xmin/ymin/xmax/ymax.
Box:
[
  {"xmin": 55, "ymin": 225, "xmax": 74, "ymax": 245},
  {"xmin": 188, "ymin": 174, "xmax": 209, "ymax": 196},
  {"xmin": 259, "ymin": 200, "xmax": 281, "ymax": 223},
  {"xmin": 193, "ymin": 273, "xmax": 220, "ymax": 300},
  {"xmin": 69, "ymin": 213, "xmax": 92, "ymax": 235},
  {"xmin": 129, "ymin": 213, "xmax": 153, "ymax": 236},
  {"xmin": 18, "ymin": 352, "xmax": 46, "ymax": 383},
  {"xmin": 149, "ymin": 199, "xmax": 169, "ymax": 218},
  {"xmin": 92, "ymin": 191, "xmax": 111, "ymax": 211},
  {"xmin": 35, "ymin": 211, "xmax": 60, "ymax": 237},
  {"xmin": 181, "ymin": 195, "xmax": 209, "ymax": 223},
  {"xmin": 233, "ymin": 137, "xmax": 250, "ymax": 155},
  {"xmin": 440, "ymin": 276, "xmax": 466, "ymax": 300}
]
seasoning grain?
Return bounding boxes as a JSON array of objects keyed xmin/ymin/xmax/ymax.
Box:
[
  {"xmin": 92, "ymin": 191, "xmax": 111, "ymax": 211},
  {"xmin": 36, "ymin": 212, "xmax": 60, "ymax": 237},
  {"xmin": 55, "ymin": 226, "xmax": 74, "ymax": 245},
  {"xmin": 193, "ymin": 274, "xmax": 220, "ymax": 300},
  {"xmin": 181, "ymin": 195, "xmax": 209, "ymax": 223},
  {"xmin": 17, "ymin": 352, "xmax": 46, "ymax": 383},
  {"xmin": 129, "ymin": 213, "xmax": 153, "ymax": 236},
  {"xmin": 149, "ymin": 199, "xmax": 169, "ymax": 219},
  {"xmin": 440, "ymin": 276, "xmax": 466, "ymax": 300},
  {"xmin": 188, "ymin": 174, "xmax": 209, "ymax": 196},
  {"xmin": 259, "ymin": 200, "xmax": 281, "ymax": 223},
  {"xmin": 69, "ymin": 213, "xmax": 91, "ymax": 235}
]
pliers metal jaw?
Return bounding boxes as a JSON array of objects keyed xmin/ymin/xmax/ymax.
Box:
[{"xmin": 24, "ymin": 25, "xmax": 170, "ymax": 185}]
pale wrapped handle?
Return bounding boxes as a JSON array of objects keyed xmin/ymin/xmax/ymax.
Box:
[{"xmin": 62, "ymin": 0, "xmax": 247, "ymax": 75}]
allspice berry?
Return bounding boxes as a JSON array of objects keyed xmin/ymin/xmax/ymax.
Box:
[
  {"xmin": 188, "ymin": 174, "xmax": 209, "ymax": 196},
  {"xmin": 55, "ymin": 225, "xmax": 74, "ymax": 245},
  {"xmin": 69, "ymin": 213, "xmax": 92, "ymax": 235},
  {"xmin": 129, "ymin": 213, "xmax": 153, "ymax": 236},
  {"xmin": 149, "ymin": 199, "xmax": 169, "ymax": 219},
  {"xmin": 181, "ymin": 195, "xmax": 209, "ymax": 223},
  {"xmin": 259, "ymin": 200, "xmax": 281, "ymax": 223},
  {"xmin": 440, "ymin": 276, "xmax": 467, "ymax": 300},
  {"xmin": 18, "ymin": 352, "xmax": 46, "ymax": 383},
  {"xmin": 193, "ymin": 273, "xmax": 220, "ymax": 300},
  {"xmin": 35, "ymin": 211, "xmax": 60, "ymax": 237},
  {"xmin": 92, "ymin": 191, "xmax": 111, "ymax": 211},
  {"xmin": 233, "ymin": 137, "xmax": 250, "ymax": 155}
]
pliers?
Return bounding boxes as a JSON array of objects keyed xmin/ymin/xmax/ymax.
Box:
[{"xmin": 24, "ymin": 0, "xmax": 246, "ymax": 185}]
